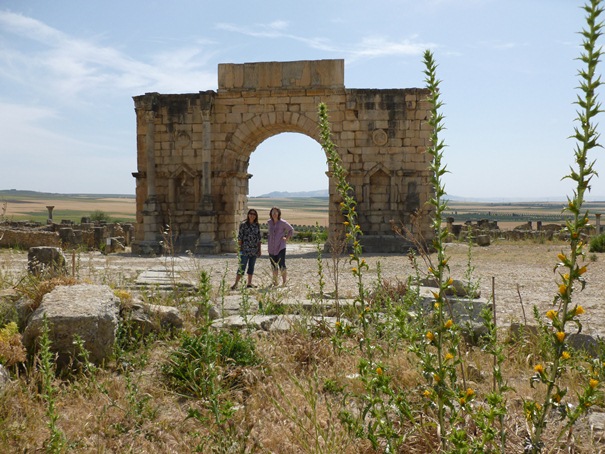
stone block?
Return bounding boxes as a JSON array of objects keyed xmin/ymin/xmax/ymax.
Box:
[
  {"xmin": 22, "ymin": 284, "xmax": 120, "ymax": 369},
  {"xmin": 28, "ymin": 246, "xmax": 67, "ymax": 276}
]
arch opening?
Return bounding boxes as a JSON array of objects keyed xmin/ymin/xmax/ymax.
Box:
[{"xmin": 246, "ymin": 132, "xmax": 329, "ymax": 228}]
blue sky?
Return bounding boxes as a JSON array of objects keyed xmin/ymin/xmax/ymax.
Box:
[{"xmin": 0, "ymin": 0, "xmax": 602, "ymax": 200}]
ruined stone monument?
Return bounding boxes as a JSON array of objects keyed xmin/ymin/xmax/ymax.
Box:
[{"xmin": 132, "ymin": 59, "xmax": 434, "ymax": 254}]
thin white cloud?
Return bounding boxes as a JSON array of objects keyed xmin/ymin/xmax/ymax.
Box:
[
  {"xmin": 0, "ymin": 102, "xmax": 114, "ymax": 157},
  {"xmin": 268, "ymin": 20, "xmax": 289, "ymax": 31},
  {"xmin": 351, "ymin": 36, "xmax": 432, "ymax": 59},
  {"xmin": 0, "ymin": 11, "xmax": 217, "ymax": 100},
  {"xmin": 216, "ymin": 21, "xmax": 433, "ymax": 61}
]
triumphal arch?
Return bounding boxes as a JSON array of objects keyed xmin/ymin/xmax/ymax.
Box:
[{"xmin": 132, "ymin": 59, "xmax": 434, "ymax": 254}]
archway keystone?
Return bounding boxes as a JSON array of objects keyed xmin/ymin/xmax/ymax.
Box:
[{"xmin": 132, "ymin": 59, "xmax": 434, "ymax": 254}]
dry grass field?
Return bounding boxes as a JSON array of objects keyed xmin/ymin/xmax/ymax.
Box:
[
  {"xmin": 1, "ymin": 237, "xmax": 604, "ymax": 452},
  {"xmin": 5, "ymin": 191, "xmax": 603, "ymax": 230},
  {"xmin": 2, "ymin": 183, "xmax": 605, "ymax": 454},
  {"xmin": 0, "ymin": 192, "xmax": 136, "ymax": 223}
]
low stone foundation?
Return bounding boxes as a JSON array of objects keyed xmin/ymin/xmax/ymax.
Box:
[{"xmin": 0, "ymin": 221, "xmax": 134, "ymax": 251}]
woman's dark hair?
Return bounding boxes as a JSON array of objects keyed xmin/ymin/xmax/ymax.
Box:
[
  {"xmin": 246, "ymin": 209, "xmax": 259, "ymax": 224},
  {"xmin": 270, "ymin": 207, "xmax": 281, "ymax": 220}
]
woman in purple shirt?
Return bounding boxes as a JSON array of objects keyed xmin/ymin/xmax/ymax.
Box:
[{"xmin": 267, "ymin": 207, "xmax": 294, "ymax": 286}]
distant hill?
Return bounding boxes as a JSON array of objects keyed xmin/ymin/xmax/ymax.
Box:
[{"xmin": 254, "ymin": 189, "xmax": 329, "ymax": 198}]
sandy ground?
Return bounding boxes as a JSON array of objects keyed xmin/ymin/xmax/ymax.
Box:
[{"xmin": 2, "ymin": 240, "xmax": 604, "ymax": 336}]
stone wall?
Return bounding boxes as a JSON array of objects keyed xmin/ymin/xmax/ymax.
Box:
[
  {"xmin": 0, "ymin": 228, "xmax": 61, "ymax": 248},
  {"xmin": 132, "ymin": 59, "xmax": 434, "ymax": 254},
  {"xmin": 0, "ymin": 221, "xmax": 133, "ymax": 251}
]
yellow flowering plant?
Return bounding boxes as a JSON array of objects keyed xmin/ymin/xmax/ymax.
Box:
[
  {"xmin": 319, "ymin": 103, "xmax": 403, "ymax": 451},
  {"xmin": 525, "ymin": 2, "xmax": 604, "ymax": 451}
]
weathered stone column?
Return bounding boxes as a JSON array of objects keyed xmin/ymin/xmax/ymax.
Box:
[
  {"xmin": 196, "ymin": 91, "xmax": 219, "ymax": 254},
  {"xmin": 142, "ymin": 110, "xmax": 160, "ymax": 243},
  {"xmin": 199, "ymin": 91, "xmax": 214, "ymax": 211},
  {"xmin": 46, "ymin": 206, "xmax": 54, "ymax": 224}
]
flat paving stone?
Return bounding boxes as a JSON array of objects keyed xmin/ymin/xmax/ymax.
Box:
[{"xmin": 134, "ymin": 266, "xmax": 196, "ymax": 289}]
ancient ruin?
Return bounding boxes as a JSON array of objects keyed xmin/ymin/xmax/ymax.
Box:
[{"xmin": 132, "ymin": 59, "xmax": 434, "ymax": 254}]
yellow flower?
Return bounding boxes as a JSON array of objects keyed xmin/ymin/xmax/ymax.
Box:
[
  {"xmin": 335, "ymin": 321, "xmax": 341, "ymax": 328},
  {"xmin": 553, "ymin": 394, "xmax": 561, "ymax": 403},
  {"xmin": 428, "ymin": 267, "xmax": 434, "ymax": 274},
  {"xmin": 434, "ymin": 302, "xmax": 440, "ymax": 309},
  {"xmin": 343, "ymin": 221, "xmax": 350, "ymax": 226},
  {"xmin": 423, "ymin": 389, "xmax": 431, "ymax": 398},
  {"xmin": 426, "ymin": 331, "xmax": 435, "ymax": 342},
  {"xmin": 376, "ymin": 367, "xmax": 383, "ymax": 376},
  {"xmin": 558, "ymin": 284, "xmax": 567, "ymax": 295},
  {"xmin": 352, "ymin": 267, "xmax": 358, "ymax": 273},
  {"xmin": 459, "ymin": 397, "xmax": 466, "ymax": 405},
  {"xmin": 444, "ymin": 319, "xmax": 453, "ymax": 329},
  {"xmin": 561, "ymin": 351, "xmax": 571, "ymax": 360},
  {"xmin": 445, "ymin": 353, "xmax": 454, "ymax": 361},
  {"xmin": 433, "ymin": 374, "xmax": 440, "ymax": 383},
  {"xmin": 556, "ymin": 331, "xmax": 566, "ymax": 343},
  {"xmin": 575, "ymin": 305, "xmax": 585, "ymax": 315},
  {"xmin": 578, "ymin": 265, "xmax": 587, "ymax": 275},
  {"xmin": 534, "ymin": 364, "xmax": 544, "ymax": 374},
  {"xmin": 546, "ymin": 310, "xmax": 557, "ymax": 321},
  {"xmin": 557, "ymin": 253, "xmax": 567, "ymax": 262},
  {"xmin": 114, "ymin": 289, "xmax": 133, "ymax": 303},
  {"xmin": 446, "ymin": 278, "xmax": 454, "ymax": 286},
  {"xmin": 431, "ymin": 291, "xmax": 439, "ymax": 299},
  {"xmin": 466, "ymin": 388, "xmax": 475, "ymax": 398},
  {"xmin": 441, "ymin": 258, "xmax": 448, "ymax": 266},
  {"xmin": 590, "ymin": 378, "xmax": 599, "ymax": 389}
]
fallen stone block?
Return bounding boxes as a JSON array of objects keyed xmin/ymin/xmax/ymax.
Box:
[
  {"xmin": 22, "ymin": 284, "xmax": 120, "ymax": 369},
  {"xmin": 27, "ymin": 246, "xmax": 67, "ymax": 277}
]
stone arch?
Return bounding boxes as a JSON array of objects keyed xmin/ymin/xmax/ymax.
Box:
[
  {"xmin": 132, "ymin": 59, "xmax": 434, "ymax": 254},
  {"xmin": 223, "ymin": 114, "xmax": 329, "ymax": 236}
]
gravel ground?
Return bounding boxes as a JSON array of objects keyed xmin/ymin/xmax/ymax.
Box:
[{"xmin": 2, "ymin": 240, "xmax": 604, "ymax": 336}]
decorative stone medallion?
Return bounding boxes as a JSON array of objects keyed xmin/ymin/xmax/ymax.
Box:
[{"xmin": 372, "ymin": 129, "xmax": 388, "ymax": 146}]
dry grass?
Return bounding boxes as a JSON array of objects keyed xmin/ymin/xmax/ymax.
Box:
[
  {"xmin": 0, "ymin": 323, "xmax": 601, "ymax": 452},
  {"xmin": 0, "ymin": 241, "xmax": 604, "ymax": 452},
  {"xmin": 1, "ymin": 196, "xmax": 136, "ymax": 220}
]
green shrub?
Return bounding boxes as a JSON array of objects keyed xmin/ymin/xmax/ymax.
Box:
[
  {"xmin": 589, "ymin": 233, "xmax": 605, "ymax": 252},
  {"xmin": 90, "ymin": 210, "xmax": 111, "ymax": 222},
  {"xmin": 163, "ymin": 329, "xmax": 260, "ymax": 398}
]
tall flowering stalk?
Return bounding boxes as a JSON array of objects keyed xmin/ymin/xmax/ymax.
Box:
[
  {"xmin": 420, "ymin": 49, "xmax": 468, "ymax": 450},
  {"xmin": 318, "ymin": 103, "xmax": 370, "ymax": 352},
  {"xmin": 525, "ymin": 1, "xmax": 603, "ymax": 452},
  {"xmin": 319, "ymin": 103, "xmax": 405, "ymax": 449}
]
